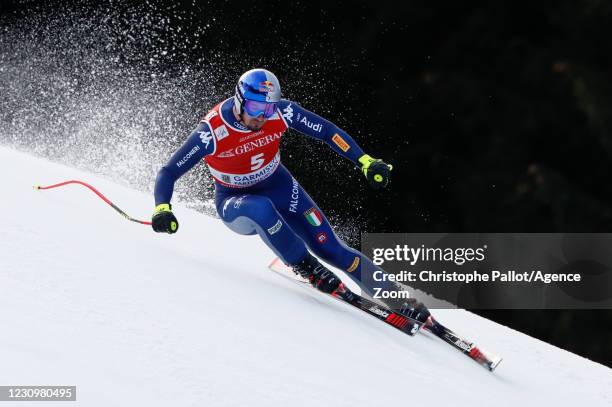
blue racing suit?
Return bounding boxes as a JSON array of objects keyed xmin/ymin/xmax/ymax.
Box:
[{"xmin": 154, "ymin": 98, "xmax": 394, "ymax": 297}]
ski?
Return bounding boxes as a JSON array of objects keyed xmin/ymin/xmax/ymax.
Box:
[
  {"xmin": 269, "ymin": 257, "xmax": 502, "ymax": 371},
  {"xmin": 268, "ymin": 258, "xmax": 421, "ymax": 336}
]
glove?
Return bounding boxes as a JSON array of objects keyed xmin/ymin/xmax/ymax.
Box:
[
  {"xmin": 359, "ymin": 154, "xmax": 393, "ymax": 190},
  {"xmin": 152, "ymin": 203, "xmax": 179, "ymax": 234}
]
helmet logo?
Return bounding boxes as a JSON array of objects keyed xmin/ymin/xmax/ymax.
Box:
[{"xmin": 259, "ymin": 80, "xmax": 275, "ymax": 93}]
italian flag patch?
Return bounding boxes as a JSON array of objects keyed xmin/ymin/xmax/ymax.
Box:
[{"xmin": 304, "ymin": 207, "xmax": 323, "ymax": 226}]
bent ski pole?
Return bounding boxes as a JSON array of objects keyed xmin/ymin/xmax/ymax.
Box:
[{"xmin": 34, "ymin": 180, "xmax": 152, "ymax": 225}]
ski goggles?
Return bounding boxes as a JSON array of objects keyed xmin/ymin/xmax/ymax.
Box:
[{"xmin": 243, "ymin": 100, "xmax": 277, "ymax": 118}]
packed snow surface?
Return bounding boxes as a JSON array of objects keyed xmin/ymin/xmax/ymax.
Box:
[{"xmin": 1, "ymin": 146, "xmax": 611, "ymax": 406}]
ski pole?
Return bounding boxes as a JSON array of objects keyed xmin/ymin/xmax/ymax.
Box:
[{"xmin": 34, "ymin": 180, "xmax": 152, "ymax": 225}]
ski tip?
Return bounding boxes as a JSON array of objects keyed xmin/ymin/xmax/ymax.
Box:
[
  {"xmin": 471, "ymin": 346, "xmax": 503, "ymax": 372},
  {"xmin": 488, "ymin": 357, "xmax": 503, "ymax": 371}
]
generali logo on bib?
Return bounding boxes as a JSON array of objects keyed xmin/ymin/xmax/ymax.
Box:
[{"xmin": 217, "ymin": 132, "xmax": 282, "ymax": 158}]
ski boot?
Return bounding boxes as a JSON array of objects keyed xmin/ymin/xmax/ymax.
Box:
[
  {"xmin": 380, "ymin": 292, "xmax": 431, "ymax": 324},
  {"xmin": 293, "ymin": 254, "xmax": 341, "ymax": 294},
  {"xmin": 399, "ymin": 298, "xmax": 431, "ymax": 324}
]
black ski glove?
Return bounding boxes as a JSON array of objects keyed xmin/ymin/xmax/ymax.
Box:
[
  {"xmin": 359, "ymin": 154, "xmax": 393, "ymax": 190},
  {"xmin": 152, "ymin": 203, "xmax": 179, "ymax": 234}
]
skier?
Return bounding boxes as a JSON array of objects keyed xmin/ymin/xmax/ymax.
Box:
[{"xmin": 152, "ymin": 68, "xmax": 429, "ymax": 322}]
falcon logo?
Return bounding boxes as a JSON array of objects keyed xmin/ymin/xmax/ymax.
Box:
[
  {"xmin": 176, "ymin": 145, "xmax": 200, "ymax": 168},
  {"xmin": 198, "ymin": 131, "xmax": 213, "ymax": 148},
  {"xmin": 288, "ymin": 177, "xmax": 299, "ymax": 213},
  {"xmin": 282, "ymin": 103, "xmax": 294, "ymax": 123}
]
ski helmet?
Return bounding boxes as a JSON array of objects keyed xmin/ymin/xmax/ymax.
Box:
[{"xmin": 234, "ymin": 68, "xmax": 281, "ymax": 118}]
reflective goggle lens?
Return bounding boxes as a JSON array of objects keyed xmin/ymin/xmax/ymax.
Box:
[{"xmin": 243, "ymin": 100, "xmax": 277, "ymax": 118}]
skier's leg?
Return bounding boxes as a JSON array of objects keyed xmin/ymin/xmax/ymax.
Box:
[
  {"xmin": 259, "ymin": 167, "xmax": 429, "ymax": 318},
  {"xmin": 285, "ymin": 198, "xmax": 429, "ymax": 319},
  {"xmin": 263, "ymin": 168, "xmax": 392, "ymax": 297},
  {"xmin": 216, "ymin": 190, "xmax": 341, "ymax": 293},
  {"xmin": 215, "ymin": 192, "xmax": 308, "ymax": 266},
  {"xmin": 284, "ymin": 197, "xmax": 385, "ymax": 297}
]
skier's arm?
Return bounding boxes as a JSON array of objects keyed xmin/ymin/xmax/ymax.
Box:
[
  {"xmin": 278, "ymin": 99, "xmax": 365, "ymax": 164},
  {"xmin": 278, "ymin": 100, "xmax": 393, "ymax": 189},
  {"xmin": 154, "ymin": 121, "xmax": 214, "ymax": 206},
  {"xmin": 152, "ymin": 121, "xmax": 214, "ymax": 234}
]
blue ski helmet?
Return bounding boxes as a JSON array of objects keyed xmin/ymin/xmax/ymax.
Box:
[{"xmin": 234, "ymin": 68, "xmax": 281, "ymax": 117}]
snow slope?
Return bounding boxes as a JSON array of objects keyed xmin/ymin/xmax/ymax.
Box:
[{"xmin": 1, "ymin": 145, "xmax": 611, "ymax": 407}]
